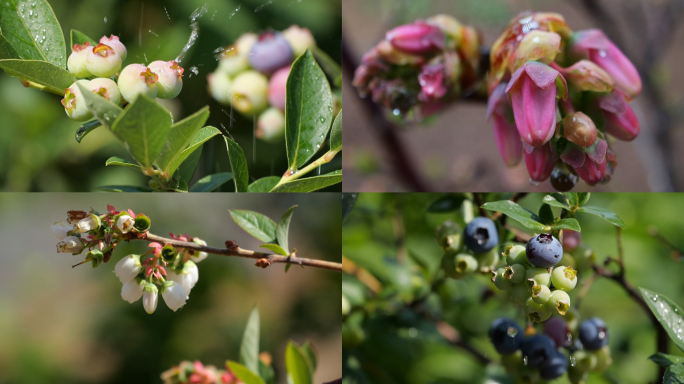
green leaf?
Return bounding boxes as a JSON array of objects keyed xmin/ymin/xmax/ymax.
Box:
[
  {"xmin": 0, "ymin": 33, "xmax": 20, "ymax": 59},
  {"xmin": 175, "ymin": 146, "xmax": 202, "ymax": 184},
  {"xmin": 155, "ymin": 107, "xmax": 210, "ymax": 178},
  {"xmin": 538, "ymin": 204, "xmax": 554, "ymax": 225},
  {"xmin": 70, "ymin": 29, "xmax": 96, "ymax": 47},
  {"xmin": 427, "ymin": 194, "xmax": 466, "ymax": 213},
  {"xmin": 286, "ymin": 342, "xmax": 313, "ymax": 384},
  {"xmin": 565, "ymin": 193, "xmax": 579, "ymax": 207},
  {"xmin": 664, "ymin": 363, "xmax": 684, "ymax": 384},
  {"xmin": 552, "ymin": 218, "xmax": 581, "ymax": 232},
  {"xmin": 277, "ymin": 205, "xmax": 297, "ymax": 253},
  {"xmin": 248, "ymin": 177, "xmax": 280, "ymax": 193},
  {"xmin": 189, "ymin": 172, "xmax": 233, "ymax": 192},
  {"xmin": 542, "ymin": 193, "xmax": 569, "ymax": 209},
  {"xmin": 271, "ymin": 170, "xmax": 342, "ymax": 193},
  {"xmin": 342, "ymin": 193, "xmax": 358, "ymax": 224},
  {"xmin": 0, "ymin": 0, "xmax": 66, "ymax": 66},
  {"xmin": 75, "ymin": 120, "xmax": 102, "ymax": 143},
  {"xmin": 650, "ymin": 353, "xmax": 684, "ymax": 367},
  {"xmin": 301, "ymin": 341, "xmax": 318, "ymax": 371},
  {"xmin": 229, "ymin": 210, "xmax": 277, "ymax": 243},
  {"xmin": 166, "ymin": 126, "xmax": 221, "ymax": 181},
  {"xmin": 285, "ymin": 49, "xmax": 334, "ymax": 170},
  {"xmin": 577, "ymin": 192, "xmax": 591, "ymax": 206},
  {"xmin": 110, "ymin": 95, "xmax": 172, "ymax": 170},
  {"xmin": 226, "ymin": 361, "xmax": 266, "ymax": 384},
  {"xmin": 77, "ymin": 81, "xmax": 123, "ymax": 128},
  {"xmin": 93, "ymin": 185, "xmax": 153, "ymax": 192},
  {"xmin": 260, "ymin": 243, "xmax": 289, "ymax": 256},
  {"xmin": 576, "ymin": 206, "xmax": 625, "ymax": 228},
  {"xmin": 0, "ymin": 59, "xmax": 74, "ymax": 94},
  {"xmin": 310, "ymin": 45, "xmax": 342, "ymax": 87},
  {"xmin": 285, "ymin": 264, "xmax": 292, "ymax": 273},
  {"xmin": 482, "ymin": 200, "xmax": 548, "ymax": 232},
  {"xmin": 329, "ymin": 108, "xmax": 342, "ymax": 151},
  {"xmin": 239, "ymin": 307, "xmax": 260, "ymax": 375},
  {"xmin": 105, "ymin": 156, "xmax": 140, "ymax": 168},
  {"xmin": 640, "ymin": 288, "xmax": 684, "ymax": 353},
  {"xmin": 225, "ymin": 136, "xmax": 249, "ymax": 192},
  {"xmin": 258, "ymin": 360, "xmax": 275, "ymax": 384}
]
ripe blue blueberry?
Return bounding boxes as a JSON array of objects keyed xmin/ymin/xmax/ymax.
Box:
[
  {"xmin": 521, "ymin": 334, "xmax": 556, "ymax": 368},
  {"xmin": 539, "ymin": 350, "xmax": 568, "ymax": 380},
  {"xmin": 249, "ymin": 31, "xmax": 293, "ymax": 74},
  {"xmin": 579, "ymin": 318, "xmax": 609, "ymax": 350},
  {"xmin": 526, "ymin": 233, "xmax": 563, "ymax": 268},
  {"xmin": 488, "ymin": 318, "xmax": 523, "ymax": 354},
  {"xmin": 464, "ymin": 217, "xmax": 498, "ymax": 253}
]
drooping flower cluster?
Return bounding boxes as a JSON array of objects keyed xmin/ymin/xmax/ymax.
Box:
[
  {"xmin": 63, "ymin": 35, "xmax": 184, "ymax": 121},
  {"xmin": 207, "ymin": 25, "xmax": 319, "ymax": 142},
  {"xmin": 352, "ymin": 15, "xmax": 482, "ymax": 121},
  {"xmin": 52, "ymin": 205, "xmax": 208, "ymax": 314},
  {"xmin": 161, "ymin": 360, "xmax": 242, "ymax": 384},
  {"xmin": 488, "ymin": 12, "xmax": 642, "ymax": 189}
]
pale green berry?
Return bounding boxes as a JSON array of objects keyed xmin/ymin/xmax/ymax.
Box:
[
  {"xmin": 230, "ymin": 70, "xmax": 269, "ymax": 115},
  {"xmin": 551, "ymin": 266, "xmax": 578, "ymax": 291},
  {"xmin": 475, "ymin": 247, "xmax": 499, "ymax": 273},
  {"xmin": 501, "ymin": 350, "xmax": 524, "ymax": 375},
  {"xmin": 67, "ymin": 42, "xmax": 93, "ymax": 78},
  {"xmin": 85, "ymin": 43, "xmax": 122, "ymax": 77},
  {"xmin": 208, "ymin": 71, "xmax": 233, "ymax": 105},
  {"xmin": 571, "ymin": 243, "xmax": 596, "ymax": 271},
  {"xmin": 88, "ymin": 77, "xmax": 122, "ymax": 105},
  {"xmin": 510, "ymin": 283, "xmax": 530, "ymax": 305},
  {"xmin": 572, "ymin": 350, "xmax": 597, "ymax": 373},
  {"xmin": 441, "ymin": 252, "xmax": 461, "ymax": 279},
  {"xmin": 62, "ymin": 80, "xmax": 93, "ymax": 121},
  {"xmin": 100, "ymin": 35, "xmax": 127, "ymax": 61},
  {"xmin": 557, "ymin": 252, "xmax": 576, "ymax": 268},
  {"xmin": 526, "ymin": 267, "xmax": 551, "ymax": 288},
  {"xmin": 454, "ymin": 253, "xmax": 478, "ymax": 274},
  {"xmin": 118, "ymin": 64, "xmax": 159, "ymax": 104},
  {"xmin": 148, "ymin": 60, "xmax": 184, "ymax": 99},
  {"xmin": 546, "ymin": 289, "xmax": 571, "ymax": 315},
  {"xmin": 591, "ymin": 346, "xmax": 612, "ymax": 372},
  {"xmin": 282, "ymin": 25, "xmax": 316, "ymax": 57},
  {"xmin": 492, "ymin": 267, "xmax": 513, "ymax": 290},
  {"xmin": 236, "ymin": 33, "xmax": 258, "ymax": 58},
  {"xmin": 503, "ymin": 244, "xmax": 527, "ymax": 266},
  {"xmin": 531, "ymin": 284, "xmax": 551, "ymax": 304},
  {"xmin": 256, "ymin": 107, "xmax": 285, "ymax": 143},
  {"xmin": 526, "ymin": 296, "xmax": 551, "ymax": 323},
  {"xmin": 503, "ymin": 264, "xmax": 526, "ymax": 284},
  {"xmin": 218, "ymin": 43, "xmax": 251, "ymax": 77}
]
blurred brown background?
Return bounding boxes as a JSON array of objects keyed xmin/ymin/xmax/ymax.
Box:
[{"xmin": 342, "ymin": 0, "xmax": 684, "ymax": 192}]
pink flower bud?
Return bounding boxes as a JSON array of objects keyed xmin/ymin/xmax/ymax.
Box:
[
  {"xmin": 67, "ymin": 42, "xmax": 93, "ymax": 78},
  {"xmin": 573, "ymin": 155, "xmax": 607, "ymax": 186},
  {"xmin": 570, "ymin": 29, "xmax": 642, "ymax": 98},
  {"xmin": 598, "ymin": 91, "xmax": 640, "ymax": 141},
  {"xmin": 268, "ymin": 66, "xmax": 289, "ymax": 111},
  {"xmin": 386, "ymin": 21, "xmax": 445, "ymax": 54},
  {"xmin": 417, "ymin": 63, "xmax": 447, "ymax": 102},
  {"xmin": 524, "ymin": 143, "xmax": 555, "ymax": 182},
  {"xmin": 487, "ymin": 83, "xmax": 522, "ymax": 167},
  {"xmin": 505, "ymin": 61, "xmax": 567, "ymax": 147},
  {"xmin": 556, "ymin": 60, "xmax": 614, "ymax": 93}
]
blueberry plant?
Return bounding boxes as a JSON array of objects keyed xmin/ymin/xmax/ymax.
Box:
[
  {"xmin": 352, "ymin": 12, "xmax": 642, "ymax": 190},
  {"xmin": 0, "ymin": 0, "xmax": 342, "ymax": 192}
]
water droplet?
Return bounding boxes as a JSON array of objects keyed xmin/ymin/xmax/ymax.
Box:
[
  {"xmin": 392, "ymin": 109, "xmax": 401, "ymax": 116},
  {"xmin": 523, "ymin": 356, "xmax": 528, "ymax": 366},
  {"xmin": 570, "ymin": 356, "xmax": 576, "ymax": 367},
  {"xmin": 149, "ymin": 30, "xmax": 158, "ymax": 37},
  {"xmin": 104, "ymin": 16, "xmax": 107, "ymax": 23}
]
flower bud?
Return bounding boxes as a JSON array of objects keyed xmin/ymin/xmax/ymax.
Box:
[
  {"xmin": 87, "ymin": 77, "xmax": 122, "ymax": 105},
  {"xmin": 161, "ymin": 281, "xmax": 188, "ymax": 312},
  {"xmin": 85, "ymin": 43, "xmax": 122, "ymax": 77},
  {"xmin": 573, "ymin": 156, "xmax": 607, "ymax": 186},
  {"xmin": 513, "ymin": 30, "xmax": 561, "ymax": 71},
  {"xmin": 570, "ymin": 29, "xmax": 642, "ymax": 98},
  {"xmin": 417, "ymin": 63, "xmax": 447, "ymax": 102},
  {"xmin": 121, "ymin": 278, "xmax": 145, "ymax": 303},
  {"xmin": 487, "ymin": 83, "xmax": 522, "ymax": 167},
  {"xmin": 385, "ymin": 21, "xmax": 445, "ymax": 54},
  {"xmin": 116, "ymin": 214, "xmax": 135, "ymax": 233},
  {"xmin": 524, "ymin": 143, "xmax": 555, "ymax": 183},
  {"xmin": 114, "ymin": 254, "xmax": 142, "ymax": 283},
  {"xmin": 207, "ymin": 72, "xmax": 233, "ymax": 105},
  {"xmin": 56, "ymin": 235, "xmax": 84, "ymax": 254},
  {"xmin": 148, "ymin": 60, "xmax": 184, "ymax": 99},
  {"xmin": 62, "ymin": 80, "xmax": 94, "ymax": 121},
  {"xmin": 86, "ymin": 249, "xmax": 104, "ymax": 268},
  {"xmin": 67, "ymin": 42, "xmax": 93, "ymax": 78},
  {"xmin": 562, "ymin": 112, "xmax": 597, "ymax": 147},
  {"xmin": 76, "ymin": 213, "xmax": 101, "ymax": 233},
  {"xmin": 249, "ymin": 31, "xmax": 293, "ymax": 75},
  {"xmin": 282, "ymin": 25, "xmax": 316, "ymax": 58},
  {"xmin": 118, "ymin": 64, "xmax": 159, "ymax": 104},
  {"xmin": 375, "ymin": 40, "xmax": 425, "ymax": 66},
  {"xmin": 52, "ymin": 221, "xmax": 75, "ymax": 240},
  {"xmin": 256, "ymin": 108, "xmax": 285, "ymax": 143},
  {"xmin": 100, "ymin": 35, "xmax": 127, "ymax": 61},
  {"xmin": 268, "ymin": 66, "xmax": 289, "ymax": 111},
  {"xmin": 599, "ymin": 92, "xmax": 640, "ymax": 141},
  {"xmin": 143, "ymin": 283, "xmax": 159, "ymax": 314},
  {"xmin": 230, "ymin": 70, "xmax": 269, "ymax": 115},
  {"xmin": 558, "ymin": 60, "xmax": 614, "ymax": 93},
  {"xmin": 426, "ymin": 14, "xmax": 463, "ymax": 43},
  {"xmin": 191, "ymin": 238, "xmax": 208, "ymax": 262},
  {"xmin": 169, "ymin": 260, "xmax": 198, "ymax": 295}
]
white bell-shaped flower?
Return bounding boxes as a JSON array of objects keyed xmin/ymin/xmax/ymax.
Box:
[
  {"xmin": 121, "ymin": 278, "xmax": 145, "ymax": 303},
  {"xmin": 52, "ymin": 221, "xmax": 75, "ymax": 240},
  {"xmin": 117, "ymin": 215, "xmax": 135, "ymax": 233},
  {"xmin": 57, "ymin": 236, "xmax": 84, "ymax": 253},
  {"xmin": 76, "ymin": 214, "xmax": 100, "ymax": 233},
  {"xmin": 114, "ymin": 254, "xmax": 141, "ymax": 283},
  {"xmin": 143, "ymin": 283, "xmax": 158, "ymax": 314},
  {"xmin": 169, "ymin": 261, "xmax": 198, "ymax": 295},
  {"xmin": 161, "ymin": 281, "xmax": 187, "ymax": 312},
  {"xmin": 191, "ymin": 238, "xmax": 208, "ymax": 262}
]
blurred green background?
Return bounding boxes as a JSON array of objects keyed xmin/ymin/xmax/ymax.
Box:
[
  {"xmin": 0, "ymin": 193, "xmax": 341, "ymax": 383},
  {"xmin": 0, "ymin": 0, "xmax": 341, "ymax": 192},
  {"xmin": 342, "ymin": 193, "xmax": 684, "ymax": 384}
]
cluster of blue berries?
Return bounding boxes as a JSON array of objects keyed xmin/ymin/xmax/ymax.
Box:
[
  {"xmin": 438, "ymin": 217, "xmax": 501, "ymax": 278},
  {"xmin": 489, "ymin": 316, "xmax": 612, "ymax": 383}
]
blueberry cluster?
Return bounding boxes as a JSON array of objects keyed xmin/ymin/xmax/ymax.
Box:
[
  {"xmin": 490, "ymin": 316, "xmax": 612, "ymax": 383},
  {"xmin": 438, "ymin": 217, "xmax": 501, "ymax": 278},
  {"xmin": 63, "ymin": 35, "xmax": 183, "ymax": 121}
]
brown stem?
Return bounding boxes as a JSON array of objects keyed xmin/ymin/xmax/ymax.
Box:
[{"xmin": 323, "ymin": 380, "xmax": 341, "ymax": 384}]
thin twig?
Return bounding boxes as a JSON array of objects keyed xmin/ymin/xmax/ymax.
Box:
[
  {"xmin": 649, "ymin": 225, "xmax": 683, "ymax": 260},
  {"xmin": 616, "ymin": 227, "xmax": 624, "ymax": 264}
]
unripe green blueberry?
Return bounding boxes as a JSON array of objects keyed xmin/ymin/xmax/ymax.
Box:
[
  {"xmin": 62, "ymin": 80, "xmax": 93, "ymax": 121},
  {"xmin": 565, "ymin": 307, "xmax": 581, "ymax": 333},
  {"xmin": 342, "ymin": 294, "xmax": 350, "ymax": 316},
  {"xmin": 567, "ymin": 365, "xmax": 589, "ymax": 384},
  {"xmin": 454, "ymin": 253, "xmax": 478, "ymax": 274},
  {"xmin": 501, "ymin": 350, "xmax": 524, "ymax": 375},
  {"xmin": 217, "ymin": 34, "xmax": 255, "ymax": 76},
  {"xmin": 572, "ymin": 350, "xmax": 597, "ymax": 373},
  {"xmin": 557, "ymin": 252, "xmax": 577, "ymax": 268},
  {"xmin": 526, "ymin": 297, "xmax": 552, "ymax": 323},
  {"xmin": 88, "ymin": 77, "xmax": 122, "ymax": 105},
  {"xmin": 591, "ymin": 346, "xmax": 612, "ymax": 372},
  {"xmin": 570, "ymin": 243, "xmax": 597, "ymax": 271},
  {"xmin": 282, "ymin": 25, "xmax": 316, "ymax": 57},
  {"xmin": 256, "ymin": 107, "xmax": 285, "ymax": 142},
  {"xmin": 67, "ymin": 42, "xmax": 93, "ymax": 78},
  {"xmin": 503, "ymin": 264, "xmax": 526, "ymax": 284},
  {"xmin": 441, "ymin": 252, "xmax": 461, "ymax": 279},
  {"xmin": 475, "ymin": 247, "xmax": 499, "ymax": 273},
  {"xmin": 230, "ymin": 70, "xmax": 269, "ymax": 115},
  {"xmin": 526, "ymin": 267, "xmax": 551, "ymax": 288},
  {"xmin": 531, "ymin": 284, "xmax": 551, "ymax": 304},
  {"xmin": 547, "ymin": 289, "xmax": 571, "ymax": 316},
  {"xmin": 118, "ymin": 64, "xmax": 159, "ymax": 104},
  {"xmin": 100, "ymin": 34, "xmax": 127, "ymax": 61},
  {"xmin": 510, "ymin": 283, "xmax": 531, "ymax": 305},
  {"xmin": 148, "ymin": 60, "xmax": 184, "ymax": 99},
  {"xmin": 492, "ymin": 267, "xmax": 513, "ymax": 290},
  {"xmin": 236, "ymin": 33, "xmax": 258, "ymax": 58},
  {"xmin": 85, "ymin": 43, "xmax": 122, "ymax": 77},
  {"xmin": 503, "ymin": 244, "xmax": 527, "ymax": 266},
  {"xmin": 207, "ymin": 71, "xmax": 233, "ymax": 105},
  {"xmin": 435, "ymin": 220, "xmax": 463, "ymax": 252},
  {"xmin": 551, "ymin": 266, "xmax": 578, "ymax": 291}
]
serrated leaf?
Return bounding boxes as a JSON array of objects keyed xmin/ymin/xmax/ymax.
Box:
[
  {"xmin": 286, "ymin": 342, "xmax": 313, "ymax": 384},
  {"xmin": 0, "ymin": 33, "xmax": 20, "ymax": 59},
  {"xmin": 189, "ymin": 172, "xmax": 233, "ymax": 192},
  {"xmin": 156, "ymin": 107, "xmax": 210, "ymax": 178},
  {"xmin": 227, "ymin": 361, "xmax": 266, "ymax": 384},
  {"xmin": 93, "ymin": 185, "xmax": 153, "ymax": 192},
  {"xmin": 0, "ymin": 59, "xmax": 74, "ymax": 94},
  {"xmin": 224, "ymin": 137, "xmax": 249, "ymax": 192},
  {"xmin": 538, "ymin": 204, "xmax": 555, "ymax": 225},
  {"xmin": 552, "ymin": 218, "xmax": 581, "ymax": 232},
  {"xmin": 270, "ymin": 170, "xmax": 341, "ymax": 193},
  {"xmin": 285, "ymin": 49, "xmax": 333, "ymax": 170},
  {"xmin": 576, "ymin": 206, "xmax": 625, "ymax": 228},
  {"xmin": 229, "ymin": 210, "xmax": 277, "ymax": 243},
  {"xmin": 176, "ymin": 146, "xmax": 202, "ymax": 184},
  {"xmin": 239, "ymin": 307, "xmax": 260, "ymax": 375},
  {"xmin": 105, "ymin": 156, "xmax": 139, "ymax": 168},
  {"xmin": 77, "ymin": 81, "xmax": 123, "ymax": 127},
  {"xmin": 310, "ymin": 45, "xmax": 342, "ymax": 87},
  {"xmin": 248, "ymin": 177, "xmax": 280, "ymax": 193},
  {"xmin": 0, "ymin": 0, "xmax": 66, "ymax": 66},
  {"xmin": 330, "ymin": 109, "xmax": 342, "ymax": 151},
  {"xmin": 427, "ymin": 194, "xmax": 466, "ymax": 213},
  {"xmin": 110, "ymin": 95, "xmax": 172, "ymax": 169},
  {"xmin": 70, "ymin": 29, "xmax": 96, "ymax": 47},
  {"xmin": 277, "ymin": 205, "xmax": 297, "ymax": 253},
  {"xmin": 260, "ymin": 243, "xmax": 288, "ymax": 256},
  {"xmin": 75, "ymin": 120, "xmax": 102, "ymax": 143},
  {"xmin": 482, "ymin": 200, "xmax": 548, "ymax": 232},
  {"xmin": 650, "ymin": 353, "xmax": 684, "ymax": 367},
  {"xmin": 542, "ymin": 193, "xmax": 569, "ymax": 209},
  {"xmin": 640, "ymin": 288, "xmax": 684, "ymax": 353},
  {"xmin": 665, "ymin": 363, "xmax": 684, "ymax": 384}
]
